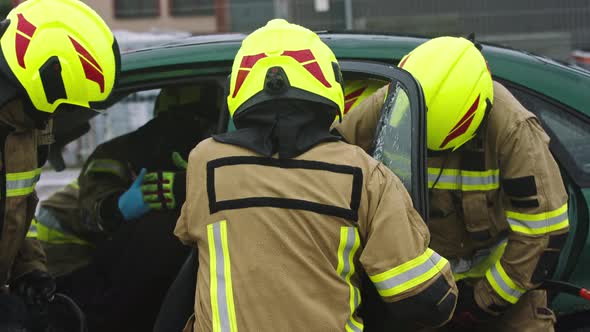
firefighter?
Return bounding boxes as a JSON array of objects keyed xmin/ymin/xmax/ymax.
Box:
[
  {"xmin": 343, "ymin": 79, "xmax": 387, "ymax": 115},
  {"xmin": 0, "ymin": 0, "xmax": 119, "ymax": 329},
  {"xmin": 333, "ymin": 36, "xmax": 569, "ymax": 331},
  {"xmin": 27, "ymin": 84, "xmax": 220, "ymax": 331},
  {"xmin": 174, "ymin": 19, "xmax": 457, "ymax": 332}
]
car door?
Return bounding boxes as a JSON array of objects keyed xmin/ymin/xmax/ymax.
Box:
[
  {"xmin": 339, "ymin": 60, "xmax": 428, "ymax": 332},
  {"xmin": 339, "ymin": 60, "xmax": 428, "ymax": 220}
]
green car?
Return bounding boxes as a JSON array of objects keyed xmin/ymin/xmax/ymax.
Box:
[{"xmin": 52, "ymin": 32, "xmax": 590, "ymax": 328}]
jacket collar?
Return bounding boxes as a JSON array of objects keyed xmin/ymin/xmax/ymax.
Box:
[{"xmin": 213, "ymin": 100, "xmax": 340, "ymax": 159}]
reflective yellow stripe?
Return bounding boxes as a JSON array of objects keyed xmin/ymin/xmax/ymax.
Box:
[
  {"xmin": 208, "ymin": 220, "xmax": 238, "ymax": 332},
  {"xmin": 428, "ymin": 168, "xmax": 499, "ymax": 191},
  {"xmin": 370, "ymin": 248, "xmax": 449, "ymax": 297},
  {"xmin": 30, "ymin": 209, "xmax": 91, "ymax": 246},
  {"xmin": 337, "ymin": 227, "xmax": 363, "ymax": 332},
  {"xmin": 6, "ymin": 168, "xmax": 41, "ymax": 197},
  {"xmin": 485, "ymin": 260, "xmax": 525, "ymax": 304},
  {"xmin": 506, "ymin": 203, "xmax": 569, "ymax": 235},
  {"xmin": 84, "ymin": 159, "xmax": 127, "ymax": 179},
  {"xmin": 452, "ymin": 240, "xmax": 507, "ymax": 281},
  {"xmin": 68, "ymin": 180, "xmax": 79, "ymax": 190},
  {"xmin": 26, "ymin": 218, "xmax": 39, "ymax": 238}
]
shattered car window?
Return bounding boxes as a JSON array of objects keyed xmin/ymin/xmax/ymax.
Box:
[{"xmin": 373, "ymin": 83, "xmax": 412, "ymax": 193}]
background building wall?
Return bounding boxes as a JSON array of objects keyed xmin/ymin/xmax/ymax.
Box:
[
  {"xmin": 285, "ymin": 0, "xmax": 590, "ymax": 61},
  {"xmin": 82, "ymin": 0, "xmax": 217, "ymax": 33}
]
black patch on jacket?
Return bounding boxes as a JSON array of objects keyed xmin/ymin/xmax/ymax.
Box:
[
  {"xmin": 510, "ymin": 198, "xmax": 540, "ymax": 208},
  {"xmin": 386, "ymin": 276, "xmax": 455, "ymax": 327},
  {"xmin": 468, "ymin": 230, "xmax": 492, "ymax": 241},
  {"xmin": 502, "ymin": 176, "xmax": 537, "ymax": 198},
  {"xmin": 206, "ymin": 156, "xmax": 363, "ymax": 221},
  {"xmin": 461, "ymin": 150, "xmax": 486, "ymax": 171}
]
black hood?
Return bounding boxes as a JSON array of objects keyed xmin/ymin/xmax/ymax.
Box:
[
  {"xmin": 130, "ymin": 110, "xmax": 216, "ymax": 170},
  {"xmin": 213, "ymin": 100, "xmax": 340, "ymax": 159}
]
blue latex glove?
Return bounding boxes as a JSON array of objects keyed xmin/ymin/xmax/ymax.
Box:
[{"xmin": 117, "ymin": 168, "xmax": 151, "ymax": 220}]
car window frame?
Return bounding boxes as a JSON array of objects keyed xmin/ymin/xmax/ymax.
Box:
[
  {"xmin": 498, "ymin": 78, "xmax": 590, "ymax": 188},
  {"xmin": 339, "ymin": 60, "xmax": 428, "ymax": 220}
]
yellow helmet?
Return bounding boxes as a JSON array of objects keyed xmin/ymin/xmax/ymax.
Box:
[
  {"xmin": 0, "ymin": 0, "xmax": 119, "ymax": 121},
  {"xmin": 343, "ymin": 79, "xmax": 387, "ymax": 115},
  {"xmin": 227, "ymin": 19, "xmax": 344, "ymax": 122},
  {"xmin": 399, "ymin": 36, "xmax": 493, "ymax": 151}
]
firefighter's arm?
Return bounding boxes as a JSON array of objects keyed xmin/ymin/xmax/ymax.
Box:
[
  {"xmin": 78, "ymin": 149, "xmax": 133, "ymax": 233},
  {"xmin": 174, "ymin": 147, "xmax": 201, "ymax": 247},
  {"xmin": 475, "ymin": 118, "xmax": 569, "ymax": 313},
  {"xmin": 13, "ymin": 194, "xmax": 48, "ymax": 279},
  {"xmin": 331, "ymin": 85, "xmax": 388, "ymax": 152},
  {"xmin": 11, "ymin": 237, "xmax": 48, "ymax": 279},
  {"xmin": 360, "ymin": 163, "xmax": 458, "ymax": 328}
]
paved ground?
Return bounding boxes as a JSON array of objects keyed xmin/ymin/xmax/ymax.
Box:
[{"xmin": 37, "ymin": 168, "xmax": 80, "ymax": 202}]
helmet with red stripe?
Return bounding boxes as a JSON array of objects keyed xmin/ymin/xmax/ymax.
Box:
[
  {"xmin": 227, "ymin": 19, "xmax": 344, "ymax": 122},
  {"xmin": 399, "ymin": 36, "xmax": 493, "ymax": 151},
  {"xmin": 0, "ymin": 0, "xmax": 120, "ymax": 127}
]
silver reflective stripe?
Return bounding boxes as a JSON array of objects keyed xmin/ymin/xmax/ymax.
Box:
[
  {"xmin": 374, "ymin": 251, "xmax": 443, "ymax": 292},
  {"xmin": 346, "ymin": 319, "xmax": 362, "ymax": 332},
  {"xmin": 507, "ymin": 212, "xmax": 568, "ymax": 230},
  {"xmin": 6, "ymin": 170, "xmax": 41, "ymax": 197},
  {"xmin": 213, "ymin": 222, "xmax": 231, "ymax": 332},
  {"xmin": 489, "ymin": 263, "xmax": 524, "ymax": 300},
  {"xmin": 6, "ymin": 175, "xmax": 39, "ymax": 190},
  {"xmin": 353, "ymin": 287, "xmax": 360, "ymax": 309},
  {"xmin": 428, "ymin": 173, "xmax": 498, "ymax": 186},
  {"xmin": 37, "ymin": 208, "xmax": 66, "ymax": 232},
  {"xmin": 341, "ymin": 228, "xmax": 362, "ymax": 332},
  {"xmin": 340, "ymin": 228, "xmax": 356, "ymax": 278}
]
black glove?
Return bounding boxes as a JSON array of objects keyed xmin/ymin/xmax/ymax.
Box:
[
  {"xmin": 451, "ymin": 281, "xmax": 498, "ymax": 328},
  {"xmin": 12, "ymin": 270, "xmax": 56, "ymax": 306}
]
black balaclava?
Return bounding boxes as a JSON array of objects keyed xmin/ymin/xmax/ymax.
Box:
[
  {"xmin": 132, "ymin": 107, "xmax": 217, "ymax": 170},
  {"xmin": 213, "ymin": 99, "xmax": 340, "ymax": 159}
]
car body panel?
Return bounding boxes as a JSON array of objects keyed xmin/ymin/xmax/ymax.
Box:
[{"xmin": 120, "ymin": 34, "xmax": 590, "ymax": 117}]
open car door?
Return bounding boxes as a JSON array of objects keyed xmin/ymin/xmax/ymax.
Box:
[
  {"xmin": 340, "ymin": 60, "xmax": 428, "ymax": 219},
  {"xmin": 339, "ymin": 61, "xmax": 428, "ymax": 331}
]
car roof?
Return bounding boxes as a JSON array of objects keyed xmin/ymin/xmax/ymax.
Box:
[{"xmin": 119, "ymin": 32, "xmax": 590, "ymax": 116}]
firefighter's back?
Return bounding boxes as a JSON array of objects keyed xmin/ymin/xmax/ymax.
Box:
[{"xmin": 178, "ymin": 137, "xmax": 390, "ymax": 331}]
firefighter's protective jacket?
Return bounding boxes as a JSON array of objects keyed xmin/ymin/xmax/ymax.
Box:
[
  {"xmin": 0, "ymin": 100, "xmax": 48, "ymax": 286},
  {"xmin": 175, "ymin": 137, "xmax": 457, "ymax": 332},
  {"xmin": 333, "ymin": 81, "xmax": 569, "ymax": 313}
]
